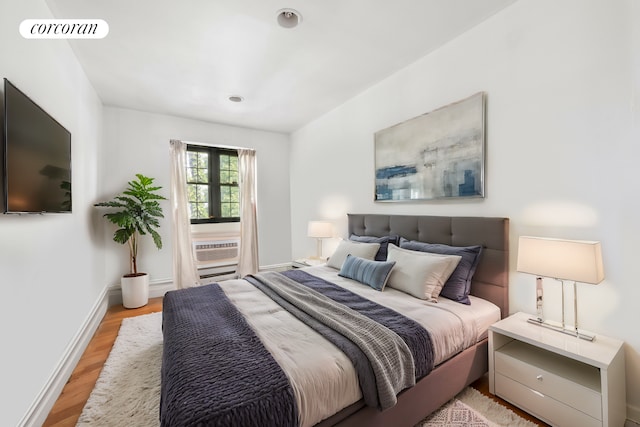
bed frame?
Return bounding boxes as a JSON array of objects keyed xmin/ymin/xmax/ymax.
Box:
[{"xmin": 316, "ymin": 214, "xmax": 510, "ymax": 427}]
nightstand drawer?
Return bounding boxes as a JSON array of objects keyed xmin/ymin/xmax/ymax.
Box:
[
  {"xmin": 495, "ymin": 373, "xmax": 601, "ymax": 427},
  {"xmin": 495, "ymin": 340, "xmax": 602, "ymax": 420}
]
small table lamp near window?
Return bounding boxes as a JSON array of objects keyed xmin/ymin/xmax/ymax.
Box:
[
  {"xmin": 517, "ymin": 236, "xmax": 604, "ymax": 341},
  {"xmin": 307, "ymin": 221, "xmax": 333, "ymax": 259}
]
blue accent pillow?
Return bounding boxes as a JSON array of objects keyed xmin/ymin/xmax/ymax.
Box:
[
  {"xmin": 399, "ymin": 239, "xmax": 482, "ymax": 304},
  {"xmin": 338, "ymin": 254, "xmax": 396, "ymax": 291},
  {"xmin": 349, "ymin": 234, "xmax": 400, "ymax": 261}
]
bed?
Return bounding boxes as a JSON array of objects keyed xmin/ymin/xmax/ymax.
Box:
[{"xmin": 161, "ymin": 214, "xmax": 509, "ymax": 427}]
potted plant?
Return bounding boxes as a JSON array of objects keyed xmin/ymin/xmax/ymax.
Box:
[{"xmin": 95, "ymin": 174, "xmax": 167, "ymax": 308}]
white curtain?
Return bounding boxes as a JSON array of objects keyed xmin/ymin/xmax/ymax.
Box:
[
  {"xmin": 169, "ymin": 139, "xmax": 200, "ymax": 289},
  {"xmin": 236, "ymin": 149, "xmax": 259, "ymax": 277}
]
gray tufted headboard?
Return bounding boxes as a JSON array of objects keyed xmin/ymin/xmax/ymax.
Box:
[{"xmin": 347, "ymin": 214, "xmax": 509, "ymax": 318}]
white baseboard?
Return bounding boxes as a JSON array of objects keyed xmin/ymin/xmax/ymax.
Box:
[
  {"xmin": 18, "ymin": 288, "xmax": 110, "ymax": 427},
  {"xmin": 627, "ymin": 405, "xmax": 640, "ymax": 426}
]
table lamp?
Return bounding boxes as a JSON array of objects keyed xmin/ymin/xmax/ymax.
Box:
[
  {"xmin": 517, "ymin": 236, "xmax": 604, "ymax": 341},
  {"xmin": 307, "ymin": 221, "xmax": 332, "ymax": 259}
]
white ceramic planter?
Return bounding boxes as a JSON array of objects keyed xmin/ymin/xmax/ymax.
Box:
[{"xmin": 121, "ymin": 273, "xmax": 149, "ymax": 308}]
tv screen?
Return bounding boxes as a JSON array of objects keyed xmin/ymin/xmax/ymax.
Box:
[{"xmin": 2, "ymin": 79, "xmax": 72, "ymax": 213}]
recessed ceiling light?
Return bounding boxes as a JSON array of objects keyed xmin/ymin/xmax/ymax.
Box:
[
  {"xmin": 228, "ymin": 95, "xmax": 244, "ymax": 103},
  {"xmin": 277, "ymin": 8, "xmax": 302, "ymax": 28}
]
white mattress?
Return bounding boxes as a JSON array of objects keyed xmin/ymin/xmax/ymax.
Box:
[{"xmin": 219, "ymin": 266, "xmax": 500, "ymax": 427}]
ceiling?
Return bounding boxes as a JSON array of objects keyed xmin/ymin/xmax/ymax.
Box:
[{"xmin": 45, "ymin": 0, "xmax": 516, "ymax": 133}]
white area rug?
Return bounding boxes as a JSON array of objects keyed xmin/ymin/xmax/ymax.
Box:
[
  {"xmin": 77, "ymin": 312, "xmax": 163, "ymax": 427},
  {"xmin": 77, "ymin": 312, "xmax": 537, "ymax": 427}
]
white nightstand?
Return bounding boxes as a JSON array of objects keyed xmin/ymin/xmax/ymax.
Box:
[
  {"xmin": 489, "ymin": 312, "xmax": 626, "ymax": 427},
  {"xmin": 291, "ymin": 258, "xmax": 327, "ymax": 269}
]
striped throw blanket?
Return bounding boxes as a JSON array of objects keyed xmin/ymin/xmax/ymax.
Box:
[{"xmin": 247, "ymin": 270, "xmax": 433, "ymax": 410}]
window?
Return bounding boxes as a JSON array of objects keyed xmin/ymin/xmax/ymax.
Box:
[{"xmin": 186, "ymin": 145, "xmax": 239, "ymax": 223}]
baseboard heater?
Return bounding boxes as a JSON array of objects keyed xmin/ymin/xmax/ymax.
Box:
[{"xmin": 197, "ymin": 265, "xmax": 238, "ymax": 283}]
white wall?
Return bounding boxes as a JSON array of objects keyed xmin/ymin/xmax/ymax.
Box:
[
  {"xmin": 290, "ymin": 0, "xmax": 640, "ymax": 420},
  {"xmin": 100, "ymin": 107, "xmax": 292, "ymax": 287},
  {"xmin": 0, "ymin": 1, "xmax": 104, "ymax": 426}
]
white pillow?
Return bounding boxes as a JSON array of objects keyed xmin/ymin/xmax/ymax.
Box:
[
  {"xmin": 386, "ymin": 244, "xmax": 462, "ymax": 301},
  {"xmin": 326, "ymin": 240, "xmax": 381, "ymax": 270}
]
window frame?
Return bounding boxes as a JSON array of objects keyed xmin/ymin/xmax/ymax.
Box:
[{"xmin": 186, "ymin": 145, "xmax": 240, "ymax": 224}]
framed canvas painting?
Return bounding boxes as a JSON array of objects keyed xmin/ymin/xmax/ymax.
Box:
[{"xmin": 374, "ymin": 92, "xmax": 485, "ymax": 202}]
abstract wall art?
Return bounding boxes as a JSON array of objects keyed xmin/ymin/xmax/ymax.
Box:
[{"xmin": 374, "ymin": 92, "xmax": 485, "ymax": 202}]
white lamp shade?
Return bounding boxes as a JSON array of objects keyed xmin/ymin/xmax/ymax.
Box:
[
  {"xmin": 307, "ymin": 221, "xmax": 332, "ymax": 238},
  {"xmin": 517, "ymin": 236, "xmax": 604, "ymax": 284}
]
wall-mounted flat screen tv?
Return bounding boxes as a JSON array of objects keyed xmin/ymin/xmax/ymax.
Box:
[{"xmin": 2, "ymin": 78, "xmax": 72, "ymax": 213}]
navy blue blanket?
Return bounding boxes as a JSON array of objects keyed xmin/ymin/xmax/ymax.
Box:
[{"xmin": 161, "ymin": 284, "xmax": 297, "ymax": 427}]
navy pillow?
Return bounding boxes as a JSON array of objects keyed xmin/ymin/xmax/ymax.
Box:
[
  {"xmin": 349, "ymin": 234, "xmax": 400, "ymax": 261},
  {"xmin": 399, "ymin": 239, "xmax": 482, "ymax": 304},
  {"xmin": 338, "ymin": 254, "xmax": 396, "ymax": 291}
]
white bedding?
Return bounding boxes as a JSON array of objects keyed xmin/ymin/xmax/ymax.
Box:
[{"xmin": 219, "ymin": 265, "xmax": 500, "ymax": 427}]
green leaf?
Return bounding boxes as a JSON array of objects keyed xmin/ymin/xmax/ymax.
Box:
[{"xmin": 114, "ymin": 228, "xmax": 133, "ymax": 245}]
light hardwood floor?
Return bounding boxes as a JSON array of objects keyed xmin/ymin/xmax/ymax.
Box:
[
  {"xmin": 43, "ymin": 297, "xmax": 548, "ymax": 426},
  {"xmin": 43, "ymin": 298, "xmax": 163, "ymax": 426}
]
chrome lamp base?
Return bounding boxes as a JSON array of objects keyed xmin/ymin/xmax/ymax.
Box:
[{"xmin": 527, "ymin": 317, "xmax": 595, "ymax": 341}]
